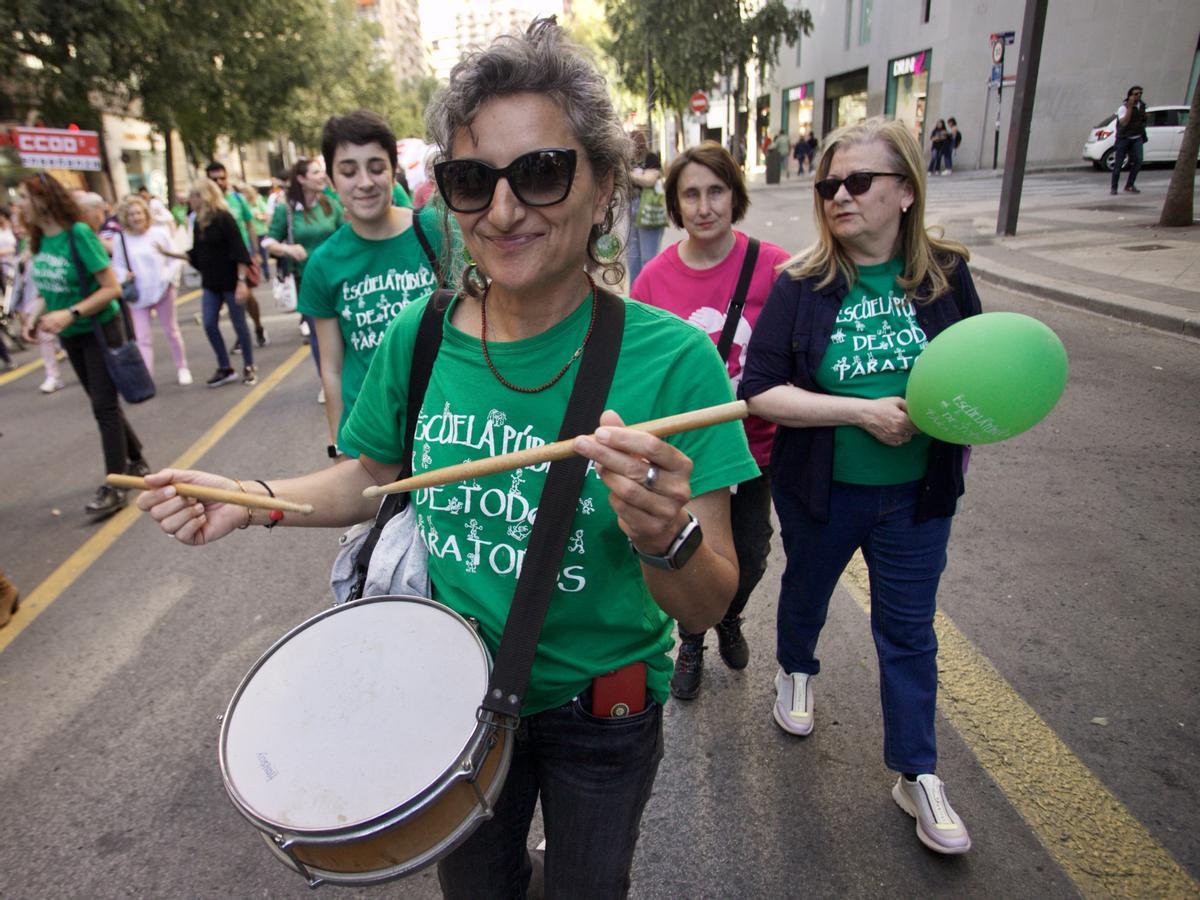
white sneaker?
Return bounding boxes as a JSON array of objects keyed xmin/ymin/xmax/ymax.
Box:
[
  {"xmin": 892, "ymin": 774, "xmax": 971, "ymax": 855},
  {"xmin": 39, "ymin": 376, "xmax": 65, "ymax": 394},
  {"xmin": 773, "ymin": 668, "xmax": 814, "ymax": 736},
  {"xmin": 178, "ymin": 367, "xmax": 194, "ymax": 386},
  {"xmin": 317, "ymin": 387, "xmax": 325, "ymax": 404},
  {"xmin": 299, "ymin": 319, "xmax": 311, "ymax": 337}
]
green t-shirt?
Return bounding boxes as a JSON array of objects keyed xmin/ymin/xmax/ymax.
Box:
[
  {"xmin": 341, "ymin": 293, "xmax": 759, "ymax": 715},
  {"xmin": 267, "ymin": 197, "xmax": 345, "ymax": 278},
  {"xmin": 297, "ymin": 206, "xmax": 443, "ymax": 443},
  {"xmin": 815, "ymin": 258, "xmax": 932, "ymax": 484},
  {"xmin": 226, "ymin": 190, "xmax": 255, "ymax": 248},
  {"xmin": 31, "ymin": 222, "xmax": 118, "ymax": 338},
  {"xmin": 392, "ymin": 182, "xmax": 413, "ymax": 209}
]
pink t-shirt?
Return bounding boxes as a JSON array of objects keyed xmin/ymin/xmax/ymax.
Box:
[{"xmin": 631, "ymin": 230, "xmax": 790, "ymax": 466}]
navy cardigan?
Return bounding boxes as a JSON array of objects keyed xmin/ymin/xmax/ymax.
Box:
[{"xmin": 739, "ymin": 257, "xmax": 982, "ymax": 523}]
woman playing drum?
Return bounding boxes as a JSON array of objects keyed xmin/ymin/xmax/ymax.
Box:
[{"xmin": 137, "ymin": 20, "xmax": 757, "ymax": 898}]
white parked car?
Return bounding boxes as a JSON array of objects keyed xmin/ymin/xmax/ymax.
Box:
[{"xmin": 1082, "ymin": 105, "xmax": 1194, "ymax": 171}]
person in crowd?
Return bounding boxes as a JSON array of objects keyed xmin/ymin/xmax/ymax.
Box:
[
  {"xmin": 0, "ymin": 568, "xmax": 18, "ymax": 629},
  {"xmin": 0, "ymin": 205, "xmax": 16, "ymax": 370},
  {"xmin": 627, "ymin": 133, "xmax": 665, "ymax": 284},
  {"xmin": 136, "ymin": 185, "xmax": 176, "ymax": 227},
  {"xmin": 771, "ymin": 130, "xmax": 791, "ymax": 178},
  {"xmin": 741, "ymin": 116, "xmax": 981, "ymax": 856},
  {"xmin": 111, "ymin": 195, "xmax": 191, "ymax": 385},
  {"xmin": 9, "ymin": 208, "xmax": 65, "ymax": 392},
  {"xmin": 74, "ymin": 191, "xmax": 117, "ymax": 254},
  {"xmin": 944, "ymin": 117, "xmax": 960, "ymax": 175},
  {"xmin": 17, "ymin": 173, "xmax": 150, "ymax": 517},
  {"xmin": 158, "ymin": 178, "xmax": 255, "ymax": 387},
  {"xmin": 244, "ymin": 182, "xmax": 272, "ymax": 280},
  {"xmin": 630, "ymin": 141, "xmax": 789, "ymax": 700},
  {"xmin": 263, "ymin": 157, "xmax": 345, "ymax": 403},
  {"xmin": 297, "ymin": 112, "xmax": 444, "ymax": 455},
  {"xmin": 137, "ymin": 20, "xmax": 756, "ymax": 898},
  {"xmin": 793, "ymin": 130, "xmax": 812, "ymax": 175},
  {"xmin": 205, "ymin": 161, "xmax": 267, "ymax": 346},
  {"xmin": 1111, "ymin": 86, "xmax": 1147, "ymax": 195},
  {"xmin": 927, "ymin": 119, "xmax": 949, "ymax": 175}
]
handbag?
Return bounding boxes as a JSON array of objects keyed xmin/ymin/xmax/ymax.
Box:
[
  {"xmin": 271, "ymin": 204, "xmax": 298, "ymax": 312},
  {"xmin": 635, "ymin": 183, "xmax": 668, "ymax": 229},
  {"xmin": 68, "ymin": 229, "xmax": 157, "ymax": 404},
  {"xmin": 116, "ymin": 230, "xmax": 140, "ymax": 306}
]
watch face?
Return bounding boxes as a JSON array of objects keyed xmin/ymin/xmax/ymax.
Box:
[{"xmin": 671, "ymin": 520, "xmax": 704, "ymax": 570}]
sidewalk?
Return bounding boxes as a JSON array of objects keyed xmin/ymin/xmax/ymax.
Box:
[{"xmin": 748, "ymin": 168, "xmax": 1200, "ymax": 338}]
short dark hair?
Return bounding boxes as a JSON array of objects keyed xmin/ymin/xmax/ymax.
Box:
[
  {"xmin": 205, "ymin": 161, "xmax": 226, "ymax": 176},
  {"xmin": 663, "ymin": 141, "xmax": 750, "ymax": 229},
  {"xmin": 321, "ymin": 110, "xmax": 397, "ymax": 177},
  {"xmin": 1127, "ymin": 85, "xmax": 1143, "ymax": 99}
]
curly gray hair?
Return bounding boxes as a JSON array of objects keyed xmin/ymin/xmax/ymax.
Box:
[{"xmin": 425, "ymin": 17, "xmax": 632, "ymax": 293}]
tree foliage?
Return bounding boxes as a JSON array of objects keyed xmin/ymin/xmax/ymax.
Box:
[{"xmin": 2, "ymin": 0, "xmax": 426, "ymax": 158}]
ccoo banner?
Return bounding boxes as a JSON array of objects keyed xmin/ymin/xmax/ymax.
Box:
[{"xmin": 14, "ymin": 127, "xmax": 102, "ymax": 171}]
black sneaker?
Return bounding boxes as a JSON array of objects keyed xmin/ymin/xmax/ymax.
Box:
[
  {"xmin": 670, "ymin": 635, "xmax": 705, "ymax": 700},
  {"xmin": 85, "ymin": 485, "xmax": 127, "ymax": 518},
  {"xmin": 206, "ymin": 367, "xmax": 238, "ymax": 387},
  {"xmin": 242, "ymin": 365, "xmax": 258, "ymax": 386},
  {"xmin": 127, "ymin": 457, "xmax": 151, "ymax": 479},
  {"xmin": 715, "ymin": 616, "xmax": 750, "ymax": 670},
  {"xmin": 255, "ymin": 328, "xmax": 269, "ymax": 347}
]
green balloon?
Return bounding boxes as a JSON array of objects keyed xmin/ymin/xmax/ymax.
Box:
[{"xmin": 906, "ymin": 312, "xmax": 1068, "ymax": 445}]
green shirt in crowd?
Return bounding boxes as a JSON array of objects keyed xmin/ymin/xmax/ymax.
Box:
[
  {"xmin": 297, "ymin": 206, "xmax": 443, "ymax": 444},
  {"xmin": 392, "ymin": 182, "xmax": 413, "ymax": 209},
  {"xmin": 341, "ymin": 293, "xmax": 760, "ymax": 715},
  {"xmin": 815, "ymin": 257, "xmax": 932, "ymax": 485},
  {"xmin": 267, "ymin": 196, "xmax": 345, "ymax": 278},
  {"xmin": 30, "ymin": 222, "xmax": 118, "ymax": 338},
  {"xmin": 225, "ymin": 190, "xmax": 255, "ymax": 249}
]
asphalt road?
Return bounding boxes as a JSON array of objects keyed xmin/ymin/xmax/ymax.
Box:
[{"xmin": 1, "ymin": 169, "xmax": 1197, "ymax": 898}]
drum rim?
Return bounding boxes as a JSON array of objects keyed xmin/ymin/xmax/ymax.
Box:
[{"xmin": 218, "ymin": 594, "xmax": 495, "ymax": 840}]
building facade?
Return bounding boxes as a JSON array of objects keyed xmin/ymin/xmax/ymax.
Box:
[
  {"xmin": 358, "ymin": 0, "xmax": 429, "ymax": 83},
  {"xmin": 422, "ymin": 0, "xmax": 563, "ymax": 81},
  {"xmin": 769, "ymin": 0, "xmax": 1200, "ymax": 169}
]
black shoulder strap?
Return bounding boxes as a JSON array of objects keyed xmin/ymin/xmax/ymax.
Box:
[
  {"xmin": 348, "ymin": 289, "xmax": 453, "ymax": 601},
  {"xmin": 480, "ymin": 288, "xmax": 626, "ymax": 721},
  {"xmin": 716, "ymin": 237, "xmax": 759, "ymax": 363},
  {"xmin": 410, "ymin": 210, "xmax": 441, "ymax": 283},
  {"xmin": 118, "ymin": 229, "xmax": 135, "ymax": 282}
]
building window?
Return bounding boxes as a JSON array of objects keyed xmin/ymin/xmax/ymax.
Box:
[
  {"xmin": 923, "ymin": 0, "xmax": 932, "ymax": 23},
  {"xmin": 859, "ymin": 0, "xmax": 873, "ymax": 45},
  {"xmin": 844, "ymin": 0, "xmax": 853, "ymax": 50}
]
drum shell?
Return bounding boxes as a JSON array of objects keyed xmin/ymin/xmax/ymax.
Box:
[{"xmin": 218, "ymin": 595, "xmax": 514, "ymax": 887}]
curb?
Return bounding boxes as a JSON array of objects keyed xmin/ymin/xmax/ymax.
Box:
[{"xmin": 968, "ymin": 255, "xmax": 1200, "ymax": 338}]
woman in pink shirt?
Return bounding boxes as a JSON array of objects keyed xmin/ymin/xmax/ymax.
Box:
[{"xmin": 631, "ymin": 141, "xmax": 790, "ymax": 699}]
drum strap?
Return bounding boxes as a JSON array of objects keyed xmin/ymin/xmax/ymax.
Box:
[
  {"xmin": 480, "ymin": 288, "xmax": 626, "ymax": 723},
  {"xmin": 349, "ymin": 289, "xmax": 454, "ymax": 602}
]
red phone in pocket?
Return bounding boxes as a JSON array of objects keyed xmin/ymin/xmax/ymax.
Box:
[{"xmin": 591, "ymin": 662, "xmax": 647, "ymax": 717}]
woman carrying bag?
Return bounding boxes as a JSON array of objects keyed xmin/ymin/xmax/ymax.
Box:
[
  {"xmin": 626, "ymin": 141, "xmax": 666, "ymax": 284},
  {"xmin": 17, "ymin": 173, "xmax": 150, "ymax": 518},
  {"xmin": 112, "ymin": 195, "xmax": 191, "ymax": 385}
]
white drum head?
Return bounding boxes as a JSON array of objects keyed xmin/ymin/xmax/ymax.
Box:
[{"xmin": 222, "ymin": 597, "xmax": 490, "ymax": 832}]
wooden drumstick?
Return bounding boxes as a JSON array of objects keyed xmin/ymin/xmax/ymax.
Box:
[
  {"xmin": 363, "ymin": 400, "xmax": 748, "ymax": 498},
  {"xmin": 106, "ymin": 474, "xmax": 316, "ymax": 515}
]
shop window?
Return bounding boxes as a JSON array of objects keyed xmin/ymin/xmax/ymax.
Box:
[{"xmin": 859, "ymin": 0, "xmax": 873, "ymax": 45}]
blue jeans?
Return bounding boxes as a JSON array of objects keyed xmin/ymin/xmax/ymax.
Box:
[
  {"xmin": 625, "ymin": 224, "xmax": 663, "ymax": 286},
  {"xmin": 773, "ymin": 481, "xmax": 952, "ymax": 773},
  {"xmin": 437, "ymin": 690, "xmax": 663, "ymax": 899},
  {"xmin": 1111, "ymin": 137, "xmax": 1144, "ymax": 190},
  {"xmin": 201, "ymin": 288, "xmax": 253, "ymax": 369}
]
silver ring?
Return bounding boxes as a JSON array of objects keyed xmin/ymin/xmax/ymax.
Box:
[{"xmin": 642, "ymin": 464, "xmax": 659, "ymax": 491}]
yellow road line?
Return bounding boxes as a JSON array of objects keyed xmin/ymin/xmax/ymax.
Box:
[
  {"xmin": 841, "ymin": 553, "xmax": 1197, "ymax": 899},
  {"xmin": 0, "ymin": 291, "xmax": 199, "ymax": 388},
  {"xmin": 0, "ymin": 345, "xmax": 309, "ymax": 654}
]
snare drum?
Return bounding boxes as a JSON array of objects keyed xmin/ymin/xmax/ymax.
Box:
[{"xmin": 218, "ymin": 595, "xmax": 512, "ymax": 887}]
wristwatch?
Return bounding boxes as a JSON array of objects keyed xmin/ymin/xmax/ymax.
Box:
[
  {"xmin": 631, "ymin": 511, "xmax": 703, "ymax": 571},
  {"xmin": 327, "ymin": 444, "xmax": 340, "ymax": 459},
  {"xmin": 70, "ymin": 306, "xmax": 81, "ymax": 321},
  {"xmin": 236, "ymin": 276, "xmax": 248, "ymax": 284}
]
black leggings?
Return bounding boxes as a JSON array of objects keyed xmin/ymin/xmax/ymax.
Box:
[{"xmin": 60, "ymin": 317, "xmax": 144, "ymax": 476}]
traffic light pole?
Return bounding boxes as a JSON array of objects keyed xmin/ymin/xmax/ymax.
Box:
[{"xmin": 997, "ymin": 0, "xmax": 1049, "ymax": 236}]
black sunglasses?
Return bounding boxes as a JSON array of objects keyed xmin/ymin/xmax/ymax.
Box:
[
  {"xmin": 434, "ymin": 148, "xmax": 577, "ymax": 213},
  {"xmin": 815, "ymin": 171, "xmax": 906, "ymax": 201}
]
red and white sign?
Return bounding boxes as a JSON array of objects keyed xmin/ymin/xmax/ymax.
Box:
[
  {"xmin": 14, "ymin": 127, "xmax": 102, "ymax": 171},
  {"xmin": 690, "ymin": 91, "xmax": 709, "ymax": 114}
]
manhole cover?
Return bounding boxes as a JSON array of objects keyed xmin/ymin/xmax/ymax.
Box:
[{"xmin": 1121, "ymin": 243, "xmax": 1171, "ymax": 252}]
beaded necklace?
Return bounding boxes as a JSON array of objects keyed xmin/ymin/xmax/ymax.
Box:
[{"xmin": 479, "ymin": 274, "xmax": 599, "ymax": 394}]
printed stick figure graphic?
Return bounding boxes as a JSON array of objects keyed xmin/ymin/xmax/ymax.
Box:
[
  {"xmin": 579, "ymin": 497, "xmax": 595, "ymax": 515},
  {"xmin": 832, "ymin": 357, "xmax": 852, "ymax": 381},
  {"xmin": 568, "ymin": 529, "xmax": 585, "ymax": 554}
]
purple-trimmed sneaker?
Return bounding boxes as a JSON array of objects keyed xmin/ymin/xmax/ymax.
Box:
[
  {"xmin": 772, "ymin": 669, "xmax": 814, "ymax": 736},
  {"xmin": 892, "ymin": 774, "xmax": 971, "ymax": 855}
]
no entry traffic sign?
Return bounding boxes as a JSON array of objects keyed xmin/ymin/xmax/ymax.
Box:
[{"xmin": 690, "ymin": 91, "xmax": 709, "ymax": 114}]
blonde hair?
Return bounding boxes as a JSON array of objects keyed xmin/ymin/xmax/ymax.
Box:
[
  {"xmin": 784, "ymin": 117, "xmax": 968, "ymax": 303},
  {"xmin": 189, "ymin": 177, "xmax": 229, "ymax": 229},
  {"xmin": 116, "ymin": 195, "xmax": 152, "ymax": 231}
]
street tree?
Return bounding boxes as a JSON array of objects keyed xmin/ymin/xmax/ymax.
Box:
[{"xmin": 1158, "ymin": 78, "xmax": 1200, "ymax": 227}]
